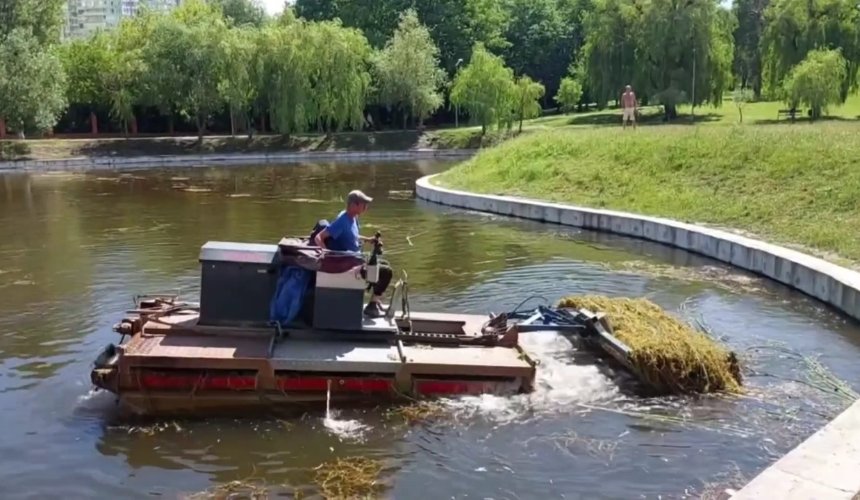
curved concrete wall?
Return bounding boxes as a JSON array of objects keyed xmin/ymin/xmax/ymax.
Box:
[
  {"xmin": 416, "ymin": 173, "xmax": 860, "ymax": 499},
  {"xmin": 0, "ymin": 149, "xmax": 476, "ymax": 172},
  {"xmin": 416, "ymin": 174, "xmax": 860, "ymax": 322}
]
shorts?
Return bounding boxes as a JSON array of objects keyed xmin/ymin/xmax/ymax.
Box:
[{"xmin": 622, "ymin": 108, "xmax": 636, "ymax": 121}]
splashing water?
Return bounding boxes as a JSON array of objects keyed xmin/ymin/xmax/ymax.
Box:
[
  {"xmin": 323, "ymin": 378, "xmax": 371, "ymax": 441},
  {"xmin": 440, "ymin": 331, "xmax": 621, "ymax": 424}
]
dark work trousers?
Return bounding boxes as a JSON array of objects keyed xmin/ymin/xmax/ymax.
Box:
[{"xmin": 361, "ymin": 261, "xmax": 393, "ymax": 297}]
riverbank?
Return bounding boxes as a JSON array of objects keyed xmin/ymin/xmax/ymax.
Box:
[
  {"xmin": 0, "ymin": 128, "xmax": 499, "ymax": 163},
  {"xmin": 434, "ymin": 122, "xmax": 860, "ymax": 269}
]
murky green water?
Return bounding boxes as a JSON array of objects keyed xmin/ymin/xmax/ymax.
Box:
[{"xmin": 1, "ymin": 160, "xmax": 859, "ymax": 499}]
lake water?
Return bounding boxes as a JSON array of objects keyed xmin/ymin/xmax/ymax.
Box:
[{"xmin": 1, "ymin": 160, "xmax": 858, "ymax": 499}]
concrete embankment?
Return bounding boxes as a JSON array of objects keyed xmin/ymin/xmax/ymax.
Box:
[
  {"xmin": 0, "ymin": 149, "xmax": 476, "ymax": 172},
  {"xmin": 415, "ymin": 173, "xmax": 860, "ymax": 499}
]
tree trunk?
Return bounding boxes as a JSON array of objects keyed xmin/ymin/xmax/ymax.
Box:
[
  {"xmin": 518, "ymin": 117, "xmax": 524, "ymax": 134},
  {"xmin": 196, "ymin": 114, "xmax": 204, "ymax": 144},
  {"xmin": 230, "ymin": 107, "xmax": 236, "ymax": 137},
  {"xmin": 663, "ymin": 104, "xmax": 678, "ymax": 121},
  {"xmin": 168, "ymin": 116, "xmax": 175, "ymax": 135},
  {"xmin": 402, "ymin": 110, "xmax": 408, "ymax": 130},
  {"xmin": 90, "ymin": 111, "xmax": 99, "ymax": 135},
  {"xmin": 481, "ymin": 123, "xmax": 486, "ymax": 136},
  {"xmin": 811, "ymin": 105, "xmax": 821, "ymax": 121}
]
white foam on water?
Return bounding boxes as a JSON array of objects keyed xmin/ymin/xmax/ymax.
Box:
[
  {"xmin": 322, "ymin": 379, "xmax": 371, "ymax": 441},
  {"xmin": 322, "ymin": 411, "xmax": 371, "ymax": 442},
  {"xmin": 441, "ymin": 331, "xmax": 620, "ymax": 424}
]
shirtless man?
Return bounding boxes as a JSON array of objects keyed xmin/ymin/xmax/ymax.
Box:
[{"xmin": 621, "ymin": 85, "xmax": 637, "ymax": 129}]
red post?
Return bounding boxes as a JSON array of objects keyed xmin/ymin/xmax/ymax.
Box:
[
  {"xmin": 0, "ymin": 118, "xmax": 5, "ymax": 139},
  {"xmin": 90, "ymin": 111, "xmax": 98, "ymax": 135}
]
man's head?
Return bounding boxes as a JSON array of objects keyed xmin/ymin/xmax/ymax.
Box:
[
  {"xmin": 625, "ymin": 85, "xmax": 632, "ymax": 92},
  {"xmin": 346, "ymin": 189, "xmax": 373, "ymax": 216}
]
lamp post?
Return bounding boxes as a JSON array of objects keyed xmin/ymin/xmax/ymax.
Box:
[
  {"xmin": 454, "ymin": 58, "xmax": 463, "ymax": 128},
  {"xmin": 691, "ymin": 47, "xmax": 697, "ymax": 121}
]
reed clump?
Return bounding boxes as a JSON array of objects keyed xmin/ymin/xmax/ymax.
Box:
[
  {"xmin": 558, "ymin": 295, "xmax": 742, "ymax": 395},
  {"xmin": 313, "ymin": 456, "xmax": 383, "ymax": 499}
]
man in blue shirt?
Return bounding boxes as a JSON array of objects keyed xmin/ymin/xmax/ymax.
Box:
[{"xmin": 314, "ymin": 190, "xmax": 393, "ymax": 317}]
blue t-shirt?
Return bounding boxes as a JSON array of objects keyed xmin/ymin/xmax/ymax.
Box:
[{"xmin": 326, "ymin": 210, "xmax": 360, "ymax": 252}]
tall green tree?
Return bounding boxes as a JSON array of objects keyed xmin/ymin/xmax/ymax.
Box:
[
  {"xmin": 782, "ymin": 48, "xmax": 847, "ymax": 120},
  {"xmin": 374, "ymin": 9, "xmax": 447, "ymax": 128},
  {"xmin": 578, "ymin": 0, "xmax": 637, "ymax": 108},
  {"xmin": 450, "ymin": 42, "xmax": 517, "ymax": 135},
  {"xmin": 0, "ymin": 0, "xmax": 65, "ymax": 44},
  {"xmin": 294, "ymin": 0, "xmax": 509, "ymax": 74},
  {"xmin": 209, "ymin": 0, "xmax": 267, "ymax": 27},
  {"xmin": 761, "ymin": 0, "xmax": 860, "ymax": 101},
  {"xmin": 143, "ymin": 0, "xmax": 229, "ymax": 141},
  {"xmin": 732, "ymin": 0, "xmax": 769, "ymax": 96},
  {"xmin": 501, "ymin": 0, "xmax": 567, "ymax": 104},
  {"xmin": 0, "ymin": 28, "xmax": 67, "ymax": 138}
]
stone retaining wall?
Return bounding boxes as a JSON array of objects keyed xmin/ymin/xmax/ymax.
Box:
[
  {"xmin": 416, "ymin": 174, "xmax": 860, "ymax": 322},
  {"xmin": 0, "ymin": 149, "xmax": 476, "ymax": 172},
  {"xmin": 416, "ymin": 173, "xmax": 860, "ymax": 499}
]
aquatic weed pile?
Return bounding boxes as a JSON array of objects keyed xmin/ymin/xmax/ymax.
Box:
[
  {"xmin": 385, "ymin": 400, "xmax": 447, "ymax": 423},
  {"xmin": 558, "ymin": 295, "xmax": 742, "ymax": 395},
  {"xmin": 314, "ymin": 456, "xmax": 383, "ymax": 499}
]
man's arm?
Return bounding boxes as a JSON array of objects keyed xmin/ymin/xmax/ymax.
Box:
[
  {"xmin": 317, "ymin": 214, "xmax": 346, "ymax": 249},
  {"xmin": 315, "ymin": 228, "xmax": 330, "ymax": 248}
]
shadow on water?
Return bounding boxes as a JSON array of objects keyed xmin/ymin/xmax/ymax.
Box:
[{"xmin": 1, "ymin": 161, "xmax": 859, "ymax": 499}]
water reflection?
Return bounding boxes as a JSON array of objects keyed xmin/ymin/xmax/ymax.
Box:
[{"xmin": 0, "ymin": 161, "xmax": 858, "ymax": 499}]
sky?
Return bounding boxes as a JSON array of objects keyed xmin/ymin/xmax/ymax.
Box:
[{"xmin": 261, "ymin": 0, "xmax": 287, "ymax": 16}]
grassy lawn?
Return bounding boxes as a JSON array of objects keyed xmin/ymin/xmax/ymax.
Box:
[{"xmin": 435, "ymin": 118, "xmax": 860, "ymax": 268}]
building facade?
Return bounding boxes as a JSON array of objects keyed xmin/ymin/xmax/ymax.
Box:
[{"xmin": 63, "ymin": 0, "xmax": 183, "ymax": 40}]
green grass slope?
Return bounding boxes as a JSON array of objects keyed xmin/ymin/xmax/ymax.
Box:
[{"xmin": 435, "ymin": 123, "xmax": 860, "ymax": 266}]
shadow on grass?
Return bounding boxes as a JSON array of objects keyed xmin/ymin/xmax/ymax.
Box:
[
  {"xmin": 566, "ymin": 111, "xmax": 723, "ymax": 127},
  {"xmin": 751, "ymin": 115, "xmax": 860, "ymax": 126}
]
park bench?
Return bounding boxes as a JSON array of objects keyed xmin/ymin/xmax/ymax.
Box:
[{"xmin": 777, "ymin": 108, "xmax": 803, "ymax": 121}]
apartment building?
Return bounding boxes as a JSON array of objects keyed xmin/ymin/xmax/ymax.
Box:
[{"xmin": 63, "ymin": 0, "xmax": 183, "ymax": 40}]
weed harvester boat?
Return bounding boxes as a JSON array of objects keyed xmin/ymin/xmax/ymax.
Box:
[{"xmin": 90, "ymin": 235, "xmax": 637, "ymax": 416}]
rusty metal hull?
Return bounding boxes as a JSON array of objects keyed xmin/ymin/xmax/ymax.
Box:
[{"xmin": 92, "ymin": 306, "xmax": 537, "ymax": 416}]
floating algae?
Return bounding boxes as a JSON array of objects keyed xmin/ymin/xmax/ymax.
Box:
[
  {"xmin": 385, "ymin": 400, "xmax": 448, "ymax": 423},
  {"xmin": 558, "ymin": 295, "xmax": 742, "ymax": 395},
  {"xmin": 313, "ymin": 456, "xmax": 383, "ymax": 499}
]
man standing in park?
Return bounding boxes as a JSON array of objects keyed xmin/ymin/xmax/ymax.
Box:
[{"xmin": 621, "ymin": 85, "xmax": 637, "ymax": 129}]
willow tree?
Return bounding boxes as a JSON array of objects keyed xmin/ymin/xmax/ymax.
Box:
[
  {"xmin": 555, "ymin": 76, "xmax": 583, "ymax": 113},
  {"xmin": 578, "ymin": 0, "xmax": 638, "ymax": 108},
  {"xmin": 259, "ymin": 21, "xmax": 316, "ymax": 136},
  {"xmin": 305, "ymin": 20, "xmax": 373, "ymax": 133},
  {"xmin": 513, "ymin": 75, "xmax": 545, "ymax": 133},
  {"xmin": 580, "ymin": 0, "xmax": 733, "ymax": 120},
  {"xmin": 761, "ymin": 0, "xmax": 860, "ymax": 101},
  {"xmin": 219, "ymin": 26, "xmax": 258, "ymax": 136},
  {"xmin": 450, "ymin": 43, "xmax": 517, "ymax": 135},
  {"xmin": 374, "ymin": 9, "xmax": 447, "ymax": 128},
  {"xmin": 0, "ymin": 28, "xmax": 67, "ymax": 138},
  {"xmin": 783, "ymin": 49, "xmax": 847, "ymax": 119}
]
